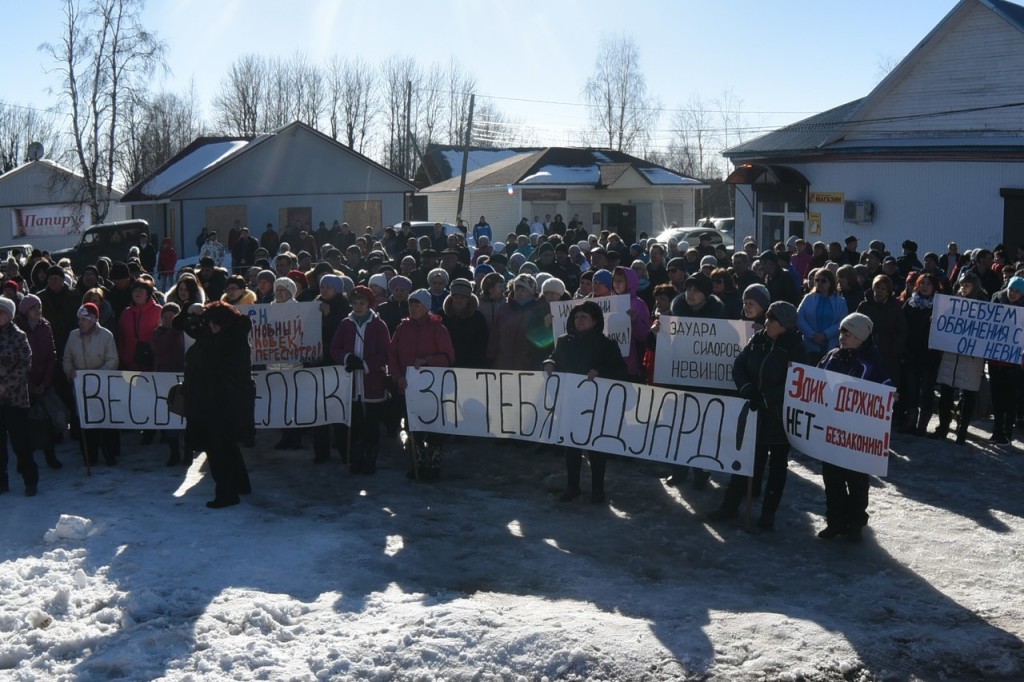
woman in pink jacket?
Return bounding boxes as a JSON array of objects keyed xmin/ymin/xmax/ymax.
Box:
[
  {"xmin": 388, "ymin": 289, "xmax": 455, "ymax": 481},
  {"xmin": 118, "ymin": 280, "xmax": 163, "ymax": 371}
]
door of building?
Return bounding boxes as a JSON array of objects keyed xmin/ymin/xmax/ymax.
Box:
[
  {"xmin": 1000, "ymin": 188, "xmax": 1024, "ymax": 250},
  {"xmin": 603, "ymin": 204, "xmax": 637, "ymax": 244}
]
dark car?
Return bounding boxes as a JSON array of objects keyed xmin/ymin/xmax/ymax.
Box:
[{"xmin": 52, "ymin": 219, "xmax": 151, "ymax": 273}]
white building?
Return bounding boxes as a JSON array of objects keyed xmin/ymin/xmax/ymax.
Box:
[
  {"xmin": 121, "ymin": 121, "xmax": 416, "ymax": 257},
  {"xmin": 723, "ymin": 0, "xmax": 1024, "ymax": 255},
  {"xmin": 418, "ymin": 147, "xmax": 707, "ymax": 244},
  {"xmin": 0, "ymin": 159, "xmax": 126, "ymax": 253}
]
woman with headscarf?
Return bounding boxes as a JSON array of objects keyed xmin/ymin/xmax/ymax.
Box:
[
  {"xmin": 118, "ymin": 280, "xmax": 162, "ymax": 372},
  {"xmin": 543, "ymin": 300, "xmax": 628, "ymax": 504},
  {"xmin": 441, "ymin": 278, "xmax": 490, "ymax": 369},
  {"xmin": 0, "ymin": 296, "xmax": 38, "ymax": 495},
  {"xmin": 330, "ymin": 285, "xmax": 391, "ymax": 474},
  {"xmin": 175, "ymin": 301, "xmax": 254, "ymax": 508}
]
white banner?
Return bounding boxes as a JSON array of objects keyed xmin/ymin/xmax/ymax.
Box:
[
  {"xmin": 782, "ymin": 364, "xmax": 894, "ymax": 476},
  {"xmin": 11, "ymin": 204, "xmax": 87, "ymax": 239},
  {"xmin": 404, "ymin": 367, "xmax": 757, "ymax": 475},
  {"xmin": 929, "ymin": 293, "xmax": 1024, "ymax": 363},
  {"xmin": 237, "ymin": 302, "xmax": 323, "ymax": 365},
  {"xmin": 74, "ymin": 367, "xmax": 351, "ymax": 430},
  {"xmin": 653, "ymin": 316, "xmax": 755, "ymax": 390},
  {"xmin": 549, "ymin": 295, "xmax": 632, "ymax": 356}
]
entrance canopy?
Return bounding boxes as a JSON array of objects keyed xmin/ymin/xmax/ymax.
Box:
[{"xmin": 725, "ymin": 163, "xmax": 809, "ymax": 186}]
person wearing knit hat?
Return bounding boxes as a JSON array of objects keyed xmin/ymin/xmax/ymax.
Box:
[
  {"xmin": 513, "ymin": 273, "xmax": 537, "ymax": 297},
  {"xmin": 1007, "ymin": 275, "xmax": 1024, "ymax": 296},
  {"xmin": 252, "ymin": 269, "xmax": 276, "ymax": 303},
  {"xmin": 0, "ymin": 296, "xmax": 14, "ymax": 320},
  {"xmin": 742, "ymin": 283, "xmax": 771, "ymax": 324},
  {"xmin": 592, "ymin": 269, "xmax": 613, "ymax": 296},
  {"xmin": 983, "ymin": 276, "xmax": 1024, "ymax": 445},
  {"xmin": 368, "ymin": 272, "xmax": 389, "ymax": 292},
  {"xmin": 273, "ymin": 277, "xmax": 297, "ymax": 303},
  {"xmin": 699, "ymin": 255, "xmax": 718, "ymax": 271},
  {"xmin": 441, "ymin": 277, "xmax": 487, "ymax": 369},
  {"xmin": 706, "ymin": 289, "xmax": 807, "ymax": 530},
  {"xmin": 388, "ymin": 275, "xmax": 412, "ymax": 291},
  {"xmin": 508, "ymin": 252, "xmax": 527, "ymax": 274},
  {"xmin": 17, "ymin": 292, "xmax": 40, "ymax": 316},
  {"xmin": 541, "ymin": 277, "xmax": 566, "ymax": 301},
  {"xmin": 815, "ymin": 310, "xmax": 893, "ymax": 540},
  {"xmin": 408, "ymin": 288, "xmax": 432, "ymax": 309},
  {"xmin": 78, "ymin": 302, "xmax": 100, "ymax": 321}
]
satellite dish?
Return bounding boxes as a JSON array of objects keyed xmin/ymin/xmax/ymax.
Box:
[{"xmin": 27, "ymin": 142, "xmax": 44, "ymax": 161}]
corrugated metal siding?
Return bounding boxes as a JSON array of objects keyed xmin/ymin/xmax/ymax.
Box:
[
  {"xmin": 791, "ymin": 159, "xmax": 1015, "ymax": 251},
  {"xmin": 849, "ymin": 6, "xmax": 1024, "ymax": 140},
  {"xmin": 0, "ymin": 162, "xmax": 124, "ymax": 206}
]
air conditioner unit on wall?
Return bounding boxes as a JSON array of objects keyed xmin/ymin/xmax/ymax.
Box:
[{"xmin": 844, "ymin": 200, "xmax": 875, "ymax": 223}]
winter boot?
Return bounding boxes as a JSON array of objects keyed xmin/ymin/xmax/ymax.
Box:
[
  {"xmin": 44, "ymin": 447, "xmax": 62, "ymax": 470},
  {"xmin": 928, "ymin": 423, "xmax": 950, "ymax": 440},
  {"xmin": 915, "ymin": 410, "xmax": 932, "ymax": 437}
]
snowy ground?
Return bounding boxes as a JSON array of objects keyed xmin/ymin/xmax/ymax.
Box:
[{"xmin": 2, "ymin": 415, "xmax": 1023, "ymax": 681}]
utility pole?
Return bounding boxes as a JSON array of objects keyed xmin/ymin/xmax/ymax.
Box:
[
  {"xmin": 404, "ymin": 79, "xmax": 413, "ymax": 178},
  {"xmin": 456, "ymin": 93, "xmax": 475, "ymax": 225}
]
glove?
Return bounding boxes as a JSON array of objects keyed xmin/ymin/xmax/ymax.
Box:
[
  {"xmin": 344, "ymin": 354, "xmax": 365, "ymax": 373},
  {"xmin": 738, "ymin": 383, "xmax": 759, "ymax": 412}
]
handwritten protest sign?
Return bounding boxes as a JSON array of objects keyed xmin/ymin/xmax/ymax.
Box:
[
  {"xmin": 653, "ymin": 316, "xmax": 754, "ymax": 390},
  {"xmin": 929, "ymin": 293, "xmax": 1024, "ymax": 363},
  {"xmin": 782, "ymin": 364, "xmax": 894, "ymax": 476},
  {"xmin": 404, "ymin": 367, "xmax": 757, "ymax": 475},
  {"xmin": 74, "ymin": 367, "xmax": 351, "ymax": 430},
  {"xmin": 237, "ymin": 302, "xmax": 323, "ymax": 365},
  {"xmin": 549, "ymin": 295, "xmax": 632, "ymax": 356}
]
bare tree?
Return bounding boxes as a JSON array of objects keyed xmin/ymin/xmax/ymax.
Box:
[
  {"xmin": 668, "ymin": 94, "xmax": 720, "ymax": 179},
  {"xmin": 289, "ymin": 52, "xmax": 326, "ymax": 130},
  {"xmin": 380, "ymin": 55, "xmax": 420, "ymax": 176},
  {"xmin": 472, "ymin": 100, "xmax": 529, "ymax": 148},
  {"xmin": 417, "ymin": 62, "xmax": 445, "ymax": 151},
  {"xmin": 444, "ymin": 58, "xmax": 475, "ymax": 145},
  {"xmin": 212, "ymin": 54, "xmax": 266, "ymax": 137},
  {"xmin": 120, "ymin": 85, "xmax": 204, "ymax": 187},
  {"xmin": 0, "ymin": 102, "xmax": 66, "ymax": 173},
  {"xmin": 324, "ymin": 56, "xmax": 377, "ymax": 153},
  {"xmin": 41, "ymin": 0, "xmax": 165, "ymax": 223},
  {"xmin": 713, "ymin": 88, "xmax": 747, "ymax": 152},
  {"xmin": 582, "ymin": 35, "xmax": 660, "ymax": 153}
]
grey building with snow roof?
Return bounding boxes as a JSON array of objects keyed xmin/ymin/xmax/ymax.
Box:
[
  {"xmin": 723, "ymin": 0, "xmax": 1024, "ymax": 255},
  {"xmin": 121, "ymin": 121, "xmax": 416, "ymax": 257},
  {"xmin": 416, "ymin": 146, "xmax": 707, "ymax": 244}
]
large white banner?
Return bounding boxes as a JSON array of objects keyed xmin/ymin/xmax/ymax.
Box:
[
  {"xmin": 404, "ymin": 367, "xmax": 758, "ymax": 475},
  {"xmin": 782, "ymin": 364, "xmax": 894, "ymax": 476},
  {"xmin": 929, "ymin": 293, "xmax": 1024, "ymax": 363},
  {"xmin": 11, "ymin": 204, "xmax": 87, "ymax": 239},
  {"xmin": 237, "ymin": 302, "xmax": 323, "ymax": 365},
  {"xmin": 653, "ymin": 316, "xmax": 755, "ymax": 390},
  {"xmin": 74, "ymin": 367, "xmax": 351, "ymax": 430},
  {"xmin": 549, "ymin": 295, "xmax": 632, "ymax": 356}
]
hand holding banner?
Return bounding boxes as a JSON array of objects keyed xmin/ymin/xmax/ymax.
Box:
[
  {"xmin": 929, "ymin": 293, "xmax": 1024, "ymax": 363},
  {"xmin": 237, "ymin": 302, "xmax": 324, "ymax": 365}
]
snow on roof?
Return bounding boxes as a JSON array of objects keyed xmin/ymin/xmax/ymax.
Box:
[
  {"xmin": 142, "ymin": 140, "xmax": 248, "ymax": 197},
  {"xmin": 439, "ymin": 149, "xmax": 522, "ymax": 175},
  {"xmin": 520, "ymin": 165, "xmax": 601, "ymax": 185},
  {"xmin": 637, "ymin": 167, "xmax": 705, "ymax": 185}
]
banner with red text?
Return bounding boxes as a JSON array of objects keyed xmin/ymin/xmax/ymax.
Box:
[
  {"xmin": 237, "ymin": 302, "xmax": 323, "ymax": 365},
  {"xmin": 782, "ymin": 363, "xmax": 894, "ymax": 476}
]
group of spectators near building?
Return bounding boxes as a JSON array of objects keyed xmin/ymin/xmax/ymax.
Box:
[{"xmin": 1, "ymin": 217, "xmax": 1021, "ymax": 535}]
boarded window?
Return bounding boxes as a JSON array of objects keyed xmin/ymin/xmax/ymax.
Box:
[
  {"xmin": 344, "ymin": 200, "xmax": 382, "ymax": 233},
  {"xmin": 205, "ymin": 205, "xmax": 249, "ymax": 233},
  {"xmin": 278, "ymin": 207, "xmax": 313, "ymax": 234}
]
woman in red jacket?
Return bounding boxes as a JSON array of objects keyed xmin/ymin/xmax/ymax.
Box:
[
  {"xmin": 157, "ymin": 238, "xmax": 177, "ymax": 291},
  {"xmin": 388, "ymin": 289, "xmax": 455, "ymax": 481},
  {"xmin": 330, "ymin": 286, "xmax": 391, "ymax": 475},
  {"xmin": 118, "ymin": 280, "xmax": 163, "ymax": 372}
]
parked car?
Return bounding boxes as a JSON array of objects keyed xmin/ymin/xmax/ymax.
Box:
[
  {"xmin": 51, "ymin": 219, "xmax": 151, "ymax": 273},
  {"xmin": 391, "ymin": 221, "xmax": 475, "ymax": 248},
  {"xmin": 0, "ymin": 243, "xmax": 34, "ymax": 264},
  {"xmin": 697, "ymin": 216, "xmax": 735, "ymax": 240},
  {"xmin": 655, "ymin": 226, "xmax": 734, "ymax": 251}
]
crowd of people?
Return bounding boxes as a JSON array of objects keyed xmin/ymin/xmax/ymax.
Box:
[{"xmin": 1, "ymin": 218, "xmax": 1022, "ymax": 534}]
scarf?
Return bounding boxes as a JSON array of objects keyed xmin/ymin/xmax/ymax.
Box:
[{"xmin": 907, "ymin": 292, "xmax": 934, "ymax": 310}]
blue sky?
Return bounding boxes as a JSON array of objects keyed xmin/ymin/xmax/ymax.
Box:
[{"xmin": 0, "ymin": 0, "xmax": 960, "ymax": 148}]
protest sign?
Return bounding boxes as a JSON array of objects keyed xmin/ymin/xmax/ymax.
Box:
[
  {"xmin": 237, "ymin": 302, "xmax": 323, "ymax": 365},
  {"xmin": 653, "ymin": 316, "xmax": 755, "ymax": 390},
  {"xmin": 404, "ymin": 367, "xmax": 757, "ymax": 475},
  {"xmin": 75, "ymin": 367, "xmax": 351, "ymax": 430},
  {"xmin": 782, "ymin": 363, "xmax": 894, "ymax": 476},
  {"xmin": 929, "ymin": 293, "xmax": 1024, "ymax": 363},
  {"xmin": 549, "ymin": 295, "xmax": 632, "ymax": 356}
]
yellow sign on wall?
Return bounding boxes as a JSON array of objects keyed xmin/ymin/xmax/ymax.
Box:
[
  {"xmin": 808, "ymin": 212, "xmax": 822, "ymax": 236},
  {"xmin": 809, "ymin": 192, "xmax": 844, "ymax": 204}
]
